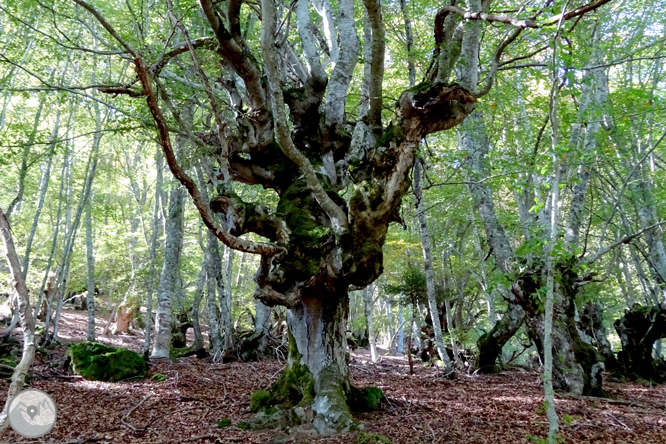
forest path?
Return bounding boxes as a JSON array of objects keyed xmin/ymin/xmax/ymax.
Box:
[{"xmin": 0, "ymin": 310, "xmax": 665, "ymax": 443}]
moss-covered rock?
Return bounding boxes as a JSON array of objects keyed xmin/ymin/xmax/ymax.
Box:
[
  {"xmin": 67, "ymin": 341, "xmax": 147, "ymax": 382},
  {"xmin": 244, "ymin": 406, "xmax": 302, "ymax": 431},
  {"xmin": 348, "ymin": 386, "xmax": 385, "ymax": 412},
  {"xmin": 357, "ymin": 431, "xmax": 391, "ymax": 444}
]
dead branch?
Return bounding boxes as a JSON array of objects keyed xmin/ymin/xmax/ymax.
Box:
[{"xmin": 121, "ymin": 393, "xmax": 153, "ymax": 432}]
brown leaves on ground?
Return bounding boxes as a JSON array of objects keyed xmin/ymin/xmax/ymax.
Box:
[{"xmin": 1, "ymin": 310, "xmax": 666, "ymax": 444}]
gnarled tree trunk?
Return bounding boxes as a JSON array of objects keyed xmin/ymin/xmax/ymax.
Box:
[
  {"xmin": 580, "ymin": 301, "xmax": 618, "ymax": 371},
  {"xmin": 520, "ymin": 265, "xmax": 604, "ymax": 396},
  {"xmin": 614, "ymin": 303, "xmax": 666, "ymax": 381},
  {"xmin": 287, "ymin": 290, "xmax": 353, "ymax": 434},
  {"xmin": 475, "ymin": 302, "xmax": 525, "ymax": 373}
]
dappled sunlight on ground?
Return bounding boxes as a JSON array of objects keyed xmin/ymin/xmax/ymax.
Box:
[{"xmin": 0, "ymin": 310, "xmax": 665, "ymax": 443}]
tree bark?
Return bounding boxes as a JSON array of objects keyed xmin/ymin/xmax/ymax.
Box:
[
  {"xmin": 21, "ymin": 109, "xmax": 59, "ymax": 281},
  {"xmin": 143, "ymin": 148, "xmax": 164, "ymax": 356},
  {"xmin": 204, "ymin": 230, "xmax": 224, "ymax": 359},
  {"xmin": 363, "ymin": 284, "xmax": 377, "ymax": 362},
  {"xmin": 85, "ymin": 193, "xmax": 96, "ymax": 341},
  {"xmin": 475, "ymin": 303, "xmax": 526, "ymax": 372},
  {"xmin": 614, "ymin": 303, "xmax": 666, "ymax": 381},
  {"xmin": 222, "ymin": 245, "xmax": 235, "ymax": 351},
  {"xmin": 254, "ymin": 299, "xmax": 271, "ymax": 355},
  {"xmin": 151, "ymin": 184, "xmax": 185, "ymax": 358},
  {"xmin": 191, "ymin": 262, "xmax": 206, "ymax": 351},
  {"xmin": 414, "ymin": 160, "xmax": 453, "ymax": 371},
  {"xmin": 286, "ymin": 290, "xmax": 354, "ymax": 434},
  {"xmin": 50, "ymin": 97, "xmax": 103, "ymax": 342},
  {"xmin": 33, "ymin": 146, "xmax": 68, "ymax": 321},
  {"xmin": 0, "ymin": 208, "xmax": 36, "ymax": 436}
]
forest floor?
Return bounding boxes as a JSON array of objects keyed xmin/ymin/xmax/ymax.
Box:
[{"xmin": 1, "ymin": 310, "xmax": 666, "ymax": 444}]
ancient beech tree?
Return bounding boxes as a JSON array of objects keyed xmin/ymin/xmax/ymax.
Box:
[{"xmin": 71, "ymin": 0, "xmax": 608, "ymax": 433}]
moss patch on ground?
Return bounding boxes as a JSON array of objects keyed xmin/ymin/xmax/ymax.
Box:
[
  {"xmin": 357, "ymin": 431, "xmax": 391, "ymax": 444},
  {"xmin": 67, "ymin": 341, "xmax": 147, "ymax": 382},
  {"xmin": 348, "ymin": 386, "xmax": 385, "ymax": 412}
]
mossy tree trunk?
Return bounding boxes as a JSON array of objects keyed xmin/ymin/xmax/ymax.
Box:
[
  {"xmin": 254, "ymin": 287, "xmax": 384, "ymax": 434},
  {"xmin": 580, "ymin": 301, "xmax": 618, "ymax": 371},
  {"xmin": 287, "ymin": 289, "xmax": 353, "ymax": 434},
  {"xmin": 520, "ymin": 267, "xmax": 604, "ymax": 396},
  {"xmin": 474, "ymin": 302, "xmax": 525, "ymax": 373},
  {"xmin": 614, "ymin": 303, "xmax": 666, "ymax": 381}
]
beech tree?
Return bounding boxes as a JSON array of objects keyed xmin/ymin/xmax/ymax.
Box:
[{"xmin": 7, "ymin": 0, "xmax": 613, "ymax": 434}]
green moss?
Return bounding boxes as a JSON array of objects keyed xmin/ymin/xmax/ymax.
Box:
[
  {"xmin": 475, "ymin": 325, "xmax": 502, "ymax": 373},
  {"xmin": 348, "ymin": 386, "xmax": 385, "ymax": 412},
  {"xmin": 0, "ymin": 346, "xmax": 17, "ymax": 368},
  {"xmin": 170, "ymin": 347, "xmax": 189, "ymax": 361},
  {"xmin": 67, "ymin": 341, "xmax": 147, "ymax": 382},
  {"xmin": 276, "ymin": 179, "xmax": 335, "ymax": 276},
  {"xmin": 236, "ymin": 422, "xmax": 250, "ymax": 430},
  {"xmin": 357, "ymin": 431, "xmax": 391, "ymax": 444},
  {"xmin": 250, "ymin": 389, "xmax": 273, "ymax": 412},
  {"xmin": 216, "ymin": 418, "xmax": 232, "ymax": 428},
  {"xmin": 376, "ymin": 124, "xmax": 397, "ymax": 147},
  {"xmin": 406, "ymin": 81, "xmax": 431, "ymax": 95},
  {"xmin": 269, "ymin": 332, "xmax": 315, "ymax": 407}
]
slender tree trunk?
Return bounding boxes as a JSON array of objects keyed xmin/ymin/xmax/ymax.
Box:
[
  {"xmin": 51, "ymin": 116, "xmax": 103, "ymax": 341},
  {"xmin": 22, "ymin": 109, "xmax": 59, "ymax": 281},
  {"xmin": 399, "ymin": 0, "xmax": 416, "ymax": 87},
  {"xmin": 221, "ymin": 245, "xmax": 235, "ymax": 351},
  {"xmin": 384, "ymin": 295, "xmax": 393, "ymax": 350},
  {"xmin": 0, "ymin": 208, "xmax": 36, "ymax": 436},
  {"xmin": 254, "ymin": 299, "xmax": 271, "ymax": 354},
  {"xmin": 33, "ymin": 146, "xmax": 69, "ymax": 320},
  {"xmin": 397, "ymin": 305, "xmax": 404, "ymax": 354},
  {"xmin": 363, "ymin": 283, "xmax": 377, "ymax": 362},
  {"xmin": 196, "ymin": 169, "xmax": 224, "ymax": 359},
  {"xmin": 414, "ymin": 160, "xmax": 452, "ymax": 371},
  {"xmin": 151, "ymin": 184, "xmax": 185, "ymax": 358},
  {"xmin": 2, "ymin": 105, "xmax": 56, "ymax": 340},
  {"xmin": 85, "ymin": 194, "xmax": 96, "ymax": 341},
  {"xmin": 4, "ymin": 91, "xmax": 46, "ymax": 220},
  {"xmin": 204, "ymin": 235, "xmax": 224, "ymax": 359},
  {"xmin": 191, "ymin": 262, "xmax": 206, "ymax": 351},
  {"xmin": 544, "ymin": 32, "xmax": 566, "ymax": 439},
  {"xmin": 235, "ymin": 252, "xmax": 246, "ymax": 287},
  {"xmin": 143, "ymin": 148, "xmax": 164, "ymax": 356}
]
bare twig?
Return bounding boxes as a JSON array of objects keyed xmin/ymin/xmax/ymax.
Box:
[{"xmin": 121, "ymin": 393, "xmax": 153, "ymax": 432}]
